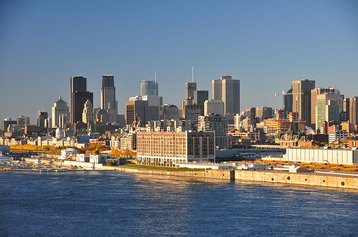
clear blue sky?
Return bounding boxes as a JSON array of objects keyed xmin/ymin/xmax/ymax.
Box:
[{"xmin": 0, "ymin": 0, "xmax": 357, "ymax": 123}]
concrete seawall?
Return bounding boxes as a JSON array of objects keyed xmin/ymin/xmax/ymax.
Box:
[
  {"xmin": 235, "ymin": 170, "xmax": 358, "ymax": 189},
  {"xmin": 114, "ymin": 167, "xmax": 235, "ymax": 180}
]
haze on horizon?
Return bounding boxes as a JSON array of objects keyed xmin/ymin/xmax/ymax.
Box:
[{"xmin": 0, "ymin": 0, "xmax": 357, "ymax": 122}]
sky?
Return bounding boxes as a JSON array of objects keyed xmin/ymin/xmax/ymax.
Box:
[{"xmin": 0, "ymin": 0, "xmax": 357, "ymax": 123}]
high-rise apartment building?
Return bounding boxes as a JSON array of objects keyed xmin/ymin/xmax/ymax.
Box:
[
  {"xmin": 212, "ymin": 75, "xmax": 240, "ymax": 115},
  {"xmin": 51, "ymin": 97, "xmax": 69, "ymax": 128},
  {"xmin": 100, "ymin": 75, "xmax": 118, "ymax": 123},
  {"xmin": 292, "ymin": 79, "xmax": 315, "ymax": 125},
  {"xmin": 70, "ymin": 76, "xmax": 93, "ymax": 124},
  {"xmin": 140, "ymin": 80, "xmax": 158, "ymax": 96}
]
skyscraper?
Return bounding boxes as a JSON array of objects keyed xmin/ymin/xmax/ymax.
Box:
[
  {"xmin": 37, "ymin": 112, "xmax": 48, "ymax": 130},
  {"xmin": 140, "ymin": 80, "xmax": 158, "ymax": 96},
  {"xmin": 212, "ymin": 75, "xmax": 240, "ymax": 115},
  {"xmin": 100, "ymin": 75, "xmax": 118, "ymax": 123},
  {"xmin": 311, "ymin": 87, "xmax": 336, "ymax": 129},
  {"xmin": 349, "ymin": 97, "xmax": 358, "ymax": 128},
  {"xmin": 185, "ymin": 82, "xmax": 197, "ymax": 100},
  {"xmin": 315, "ymin": 90, "xmax": 340, "ymax": 133},
  {"xmin": 283, "ymin": 87, "xmax": 293, "ymax": 116},
  {"xmin": 51, "ymin": 97, "xmax": 69, "ymax": 128},
  {"xmin": 70, "ymin": 76, "xmax": 93, "ymax": 124},
  {"xmin": 292, "ymin": 79, "xmax": 315, "ymax": 125}
]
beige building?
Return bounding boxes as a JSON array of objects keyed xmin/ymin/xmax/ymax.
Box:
[
  {"xmin": 136, "ymin": 131, "xmax": 215, "ymax": 166},
  {"xmin": 212, "ymin": 76, "xmax": 240, "ymax": 115},
  {"xmin": 204, "ymin": 99, "xmax": 224, "ymax": 116}
]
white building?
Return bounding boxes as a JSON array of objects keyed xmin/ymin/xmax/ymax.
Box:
[
  {"xmin": 204, "ymin": 99, "xmax": 224, "ymax": 116},
  {"xmin": 284, "ymin": 148, "xmax": 358, "ymax": 165},
  {"xmin": 51, "ymin": 97, "xmax": 69, "ymax": 128}
]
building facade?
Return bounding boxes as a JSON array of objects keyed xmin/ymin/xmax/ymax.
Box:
[
  {"xmin": 136, "ymin": 131, "xmax": 215, "ymax": 166},
  {"xmin": 100, "ymin": 75, "xmax": 118, "ymax": 123},
  {"xmin": 51, "ymin": 97, "xmax": 69, "ymax": 128},
  {"xmin": 292, "ymin": 79, "xmax": 315, "ymax": 125},
  {"xmin": 70, "ymin": 76, "xmax": 93, "ymax": 124},
  {"xmin": 140, "ymin": 80, "xmax": 158, "ymax": 96},
  {"xmin": 212, "ymin": 75, "xmax": 240, "ymax": 115}
]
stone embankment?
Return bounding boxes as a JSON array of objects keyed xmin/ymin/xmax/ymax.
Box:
[{"xmin": 235, "ymin": 170, "xmax": 358, "ymax": 190}]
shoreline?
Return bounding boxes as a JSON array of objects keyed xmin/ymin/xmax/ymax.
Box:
[{"xmin": 4, "ymin": 158, "xmax": 358, "ymax": 190}]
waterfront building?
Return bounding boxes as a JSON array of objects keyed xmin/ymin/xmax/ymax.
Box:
[
  {"xmin": 212, "ymin": 75, "xmax": 240, "ymax": 115},
  {"xmin": 17, "ymin": 116, "xmax": 30, "ymax": 127},
  {"xmin": 100, "ymin": 75, "xmax": 118, "ymax": 123},
  {"xmin": 284, "ymin": 147, "xmax": 358, "ymax": 165},
  {"xmin": 204, "ymin": 99, "xmax": 224, "ymax": 116},
  {"xmin": 140, "ymin": 80, "xmax": 158, "ymax": 96},
  {"xmin": 292, "ymin": 79, "xmax": 315, "ymax": 125},
  {"xmin": 70, "ymin": 76, "xmax": 93, "ymax": 124},
  {"xmin": 136, "ymin": 131, "xmax": 215, "ymax": 166},
  {"xmin": 51, "ymin": 97, "xmax": 69, "ymax": 128}
]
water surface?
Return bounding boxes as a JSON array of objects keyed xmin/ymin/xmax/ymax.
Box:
[{"xmin": 0, "ymin": 171, "xmax": 357, "ymax": 236}]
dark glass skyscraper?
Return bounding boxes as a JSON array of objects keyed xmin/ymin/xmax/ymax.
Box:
[{"xmin": 70, "ymin": 76, "xmax": 93, "ymax": 124}]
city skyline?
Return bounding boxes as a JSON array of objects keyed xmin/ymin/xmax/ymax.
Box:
[{"xmin": 1, "ymin": 0, "xmax": 358, "ymax": 121}]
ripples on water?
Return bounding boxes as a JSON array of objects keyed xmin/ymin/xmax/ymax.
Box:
[{"xmin": 0, "ymin": 171, "xmax": 357, "ymax": 236}]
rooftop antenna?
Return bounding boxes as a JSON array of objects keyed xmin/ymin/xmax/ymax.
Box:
[
  {"xmin": 155, "ymin": 70, "xmax": 157, "ymax": 83},
  {"xmin": 191, "ymin": 65, "xmax": 194, "ymax": 82}
]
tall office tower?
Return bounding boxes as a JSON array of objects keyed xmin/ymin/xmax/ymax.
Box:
[
  {"xmin": 349, "ymin": 97, "xmax": 358, "ymax": 127},
  {"xmin": 315, "ymin": 90, "xmax": 340, "ymax": 133},
  {"xmin": 17, "ymin": 116, "xmax": 30, "ymax": 127},
  {"xmin": 212, "ymin": 75, "xmax": 240, "ymax": 115},
  {"xmin": 343, "ymin": 98, "xmax": 350, "ymax": 117},
  {"xmin": 185, "ymin": 82, "xmax": 197, "ymax": 100},
  {"xmin": 37, "ymin": 112, "xmax": 49, "ymax": 130},
  {"xmin": 70, "ymin": 76, "xmax": 93, "ymax": 124},
  {"xmin": 193, "ymin": 90, "xmax": 208, "ymax": 115},
  {"xmin": 162, "ymin": 104, "xmax": 180, "ymax": 120},
  {"xmin": 311, "ymin": 87, "xmax": 336, "ymax": 129},
  {"xmin": 283, "ymin": 87, "xmax": 293, "ymax": 116},
  {"xmin": 125, "ymin": 97, "xmax": 149, "ymax": 126},
  {"xmin": 100, "ymin": 75, "xmax": 118, "ymax": 123},
  {"xmin": 140, "ymin": 80, "xmax": 158, "ymax": 96},
  {"xmin": 292, "ymin": 79, "xmax": 315, "ymax": 125},
  {"xmin": 51, "ymin": 97, "xmax": 69, "ymax": 128}
]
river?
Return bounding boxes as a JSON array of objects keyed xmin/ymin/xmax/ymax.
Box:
[{"xmin": 0, "ymin": 171, "xmax": 357, "ymax": 236}]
